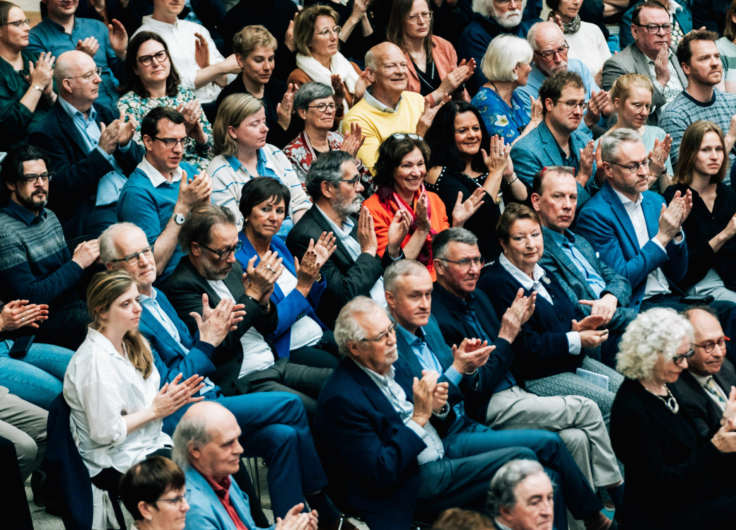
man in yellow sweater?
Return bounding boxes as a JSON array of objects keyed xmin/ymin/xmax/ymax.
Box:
[{"xmin": 341, "ymin": 42, "xmax": 445, "ymax": 172}]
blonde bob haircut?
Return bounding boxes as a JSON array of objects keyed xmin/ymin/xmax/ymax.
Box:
[
  {"xmin": 213, "ymin": 93, "xmax": 264, "ymax": 157},
  {"xmin": 87, "ymin": 269, "xmax": 154, "ymax": 379},
  {"xmin": 610, "ymin": 73, "xmax": 653, "ymax": 108},
  {"xmin": 233, "ymin": 25, "xmax": 278, "ymax": 59},
  {"xmin": 481, "ymin": 35, "xmax": 533, "ymax": 83},
  {"xmin": 616, "ymin": 308, "xmax": 693, "ymax": 380},
  {"xmin": 293, "ymin": 4, "xmax": 340, "ymax": 57},
  {"xmin": 673, "ymin": 120, "xmax": 728, "ymax": 187}
]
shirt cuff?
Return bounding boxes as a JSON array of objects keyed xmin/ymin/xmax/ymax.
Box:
[
  {"xmin": 407, "ymin": 419, "xmax": 430, "ymax": 440},
  {"xmin": 443, "ymin": 367, "xmax": 464, "ymax": 387},
  {"xmin": 432, "ymin": 403, "xmax": 450, "ymax": 419},
  {"xmin": 674, "ymin": 230, "xmax": 685, "ymax": 245},
  {"xmin": 567, "ymin": 332, "xmax": 582, "ymax": 355},
  {"xmin": 652, "ymin": 237, "xmax": 667, "ymax": 253},
  {"xmin": 118, "ymin": 140, "xmax": 132, "ymax": 152}
]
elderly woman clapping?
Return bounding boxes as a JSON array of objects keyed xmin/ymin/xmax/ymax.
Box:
[{"xmin": 611, "ymin": 308, "xmax": 736, "ymax": 530}]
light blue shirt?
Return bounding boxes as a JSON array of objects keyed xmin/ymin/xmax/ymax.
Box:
[
  {"xmin": 546, "ymin": 229, "xmax": 607, "ymax": 298},
  {"xmin": 58, "ymin": 97, "xmax": 128, "ymax": 206}
]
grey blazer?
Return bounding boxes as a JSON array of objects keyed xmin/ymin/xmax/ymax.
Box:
[
  {"xmin": 539, "ymin": 226, "xmax": 638, "ymax": 334},
  {"xmin": 601, "ymin": 44, "xmax": 687, "ymax": 126}
]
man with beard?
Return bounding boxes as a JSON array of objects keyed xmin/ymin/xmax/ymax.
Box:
[
  {"xmin": 658, "ymin": 30, "xmax": 736, "ymax": 175},
  {"xmin": 0, "ymin": 145, "xmax": 99, "ymax": 349},
  {"xmin": 457, "ymin": 0, "xmax": 542, "ymax": 95},
  {"xmin": 163, "ymin": 203, "xmax": 335, "ymax": 421},
  {"xmin": 286, "ymin": 151, "xmax": 409, "ymax": 328}
]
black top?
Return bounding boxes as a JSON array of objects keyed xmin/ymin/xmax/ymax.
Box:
[
  {"xmin": 412, "ymin": 58, "xmax": 441, "ymax": 96},
  {"xmin": 216, "ymin": 76, "xmax": 302, "ymax": 149},
  {"xmin": 425, "ymin": 167, "xmax": 507, "ymax": 262},
  {"xmin": 662, "ymin": 182, "xmax": 736, "ymax": 291}
]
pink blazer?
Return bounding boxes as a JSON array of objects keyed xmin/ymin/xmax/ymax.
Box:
[{"xmin": 403, "ymin": 35, "xmax": 458, "ymax": 95}]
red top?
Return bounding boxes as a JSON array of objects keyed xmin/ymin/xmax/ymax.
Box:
[{"xmin": 204, "ymin": 475, "xmax": 249, "ymax": 530}]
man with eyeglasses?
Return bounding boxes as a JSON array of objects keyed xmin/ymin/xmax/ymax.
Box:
[
  {"xmin": 428, "ymin": 229, "xmax": 625, "ymax": 516},
  {"xmin": 457, "ymin": 0, "xmax": 542, "ymax": 95},
  {"xmin": 118, "ymin": 106, "xmax": 212, "ymax": 285},
  {"xmin": 0, "ymin": 145, "xmax": 98, "ymax": 349},
  {"xmin": 601, "ymin": 1, "xmax": 687, "ymax": 127},
  {"xmin": 28, "ymin": 0, "xmax": 128, "ymax": 109},
  {"xmin": 28, "ymin": 50, "xmax": 144, "ymax": 242},
  {"xmin": 619, "ymin": 0, "xmax": 693, "ymax": 50},
  {"xmin": 659, "ymin": 29, "xmax": 736, "ymax": 175},
  {"xmin": 675, "ymin": 307, "xmax": 736, "ymax": 439},
  {"xmin": 511, "ymin": 71, "xmax": 601, "ymax": 213},
  {"xmin": 164, "ymin": 203, "xmax": 335, "ymax": 424}
]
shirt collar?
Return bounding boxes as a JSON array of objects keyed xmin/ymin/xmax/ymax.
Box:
[
  {"xmin": 545, "ymin": 227, "xmax": 576, "ymax": 247},
  {"xmin": 202, "ymin": 473, "xmax": 232, "ymax": 500},
  {"xmin": 142, "ymin": 15, "xmax": 179, "ymax": 31},
  {"xmin": 354, "ymin": 358, "xmax": 396, "ymax": 383},
  {"xmin": 690, "ymin": 371, "xmax": 714, "ymax": 387},
  {"xmin": 59, "ymin": 96, "xmax": 96, "ymax": 123},
  {"xmin": 363, "ymin": 87, "xmax": 402, "ymax": 113},
  {"xmin": 612, "ymin": 186, "xmax": 643, "ymax": 207},
  {"xmin": 314, "ymin": 204, "xmax": 354, "ymax": 238},
  {"xmin": 396, "ymin": 323, "xmax": 427, "ymax": 347},
  {"xmin": 499, "ymin": 253, "xmax": 547, "ymax": 290},
  {"xmin": 226, "ymin": 150, "xmax": 266, "ymax": 173},
  {"xmin": 86, "ymin": 328, "xmax": 125, "ymax": 359},
  {"xmin": 139, "ymin": 287, "xmax": 159, "ymax": 304},
  {"xmin": 2, "ymin": 199, "xmax": 46, "ymax": 226},
  {"xmin": 137, "ymin": 156, "xmax": 183, "ymax": 187}
]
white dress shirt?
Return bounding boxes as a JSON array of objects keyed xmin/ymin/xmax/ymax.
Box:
[
  {"xmin": 274, "ymin": 267, "xmax": 324, "ymax": 350},
  {"xmin": 611, "ymin": 188, "xmax": 673, "ymax": 299},
  {"xmin": 63, "ymin": 328, "xmax": 172, "ymax": 477},
  {"xmin": 137, "ymin": 155, "xmax": 184, "ymax": 187},
  {"xmin": 499, "ymin": 254, "xmax": 582, "ymax": 354},
  {"xmin": 133, "ymin": 16, "xmax": 236, "ymax": 104}
]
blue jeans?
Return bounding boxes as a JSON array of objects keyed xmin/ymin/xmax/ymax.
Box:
[{"xmin": 0, "ymin": 340, "xmax": 74, "ymax": 410}]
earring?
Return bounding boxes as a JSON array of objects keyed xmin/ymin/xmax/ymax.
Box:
[{"xmin": 147, "ymin": 516, "xmax": 152, "ymax": 520}]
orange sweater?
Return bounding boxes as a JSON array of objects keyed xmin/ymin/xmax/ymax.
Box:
[{"xmin": 363, "ymin": 190, "xmax": 449, "ymax": 280}]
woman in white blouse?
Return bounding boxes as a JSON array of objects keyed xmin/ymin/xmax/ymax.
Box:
[
  {"xmin": 64, "ymin": 269, "xmax": 202, "ymax": 524},
  {"xmin": 209, "ymin": 94, "xmax": 312, "ymax": 237}
]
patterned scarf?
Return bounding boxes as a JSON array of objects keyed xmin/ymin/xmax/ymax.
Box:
[
  {"xmin": 552, "ymin": 13, "xmax": 581, "ymax": 34},
  {"xmin": 377, "ymin": 183, "xmax": 436, "ymax": 266}
]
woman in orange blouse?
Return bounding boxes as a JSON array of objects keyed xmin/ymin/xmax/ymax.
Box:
[{"xmin": 362, "ymin": 134, "xmax": 484, "ymax": 279}]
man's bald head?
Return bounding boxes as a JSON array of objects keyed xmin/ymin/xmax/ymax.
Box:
[
  {"xmin": 527, "ymin": 22, "xmax": 568, "ymax": 76},
  {"xmin": 365, "ymin": 42, "xmax": 408, "ymax": 98},
  {"xmin": 365, "ymin": 42, "xmax": 404, "ymax": 71},
  {"xmin": 172, "ymin": 402, "xmax": 241, "ymax": 471},
  {"xmin": 685, "ymin": 307, "xmax": 727, "ymax": 377},
  {"xmin": 55, "ymin": 50, "xmax": 101, "ymax": 108}
]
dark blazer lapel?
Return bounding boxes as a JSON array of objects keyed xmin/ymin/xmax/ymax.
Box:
[
  {"xmin": 140, "ymin": 306, "xmax": 188, "ymax": 356},
  {"xmin": 344, "ymin": 358, "xmax": 407, "ymax": 421},
  {"xmin": 223, "ymin": 262, "xmax": 247, "ymax": 300},
  {"xmin": 679, "ymin": 370, "xmax": 723, "ymax": 425},
  {"xmin": 715, "ymin": 359, "xmax": 736, "ymax": 394},
  {"xmin": 183, "ymin": 258, "xmax": 223, "ymax": 306},
  {"xmin": 311, "ymin": 207, "xmax": 355, "ymax": 266},
  {"xmin": 53, "ymin": 102, "xmax": 90, "ymax": 157},
  {"xmin": 602, "ymin": 183, "xmax": 640, "ymax": 251},
  {"xmin": 543, "ymin": 228, "xmax": 596, "ymax": 299},
  {"xmin": 396, "ymin": 330, "xmax": 425, "ymax": 379},
  {"xmin": 425, "ymin": 318, "xmax": 454, "ymax": 371}
]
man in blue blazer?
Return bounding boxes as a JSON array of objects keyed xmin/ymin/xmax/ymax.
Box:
[
  {"xmin": 315, "ymin": 297, "xmax": 549, "ymax": 530},
  {"xmin": 100, "ymin": 222, "xmax": 349, "ymax": 527},
  {"xmin": 28, "ymin": 50, "xmax": 144, "ymax": 242},
  {"xmin": 576, "ymin": 128, "xmax": 691, "ymax": 312},
  {"xmin": 532, "ymin": 166, "xmax": 638, "ymax": 366},
  {"xmin": 511, "ymin": 72, "xmax": 600, "ymax": 213}
]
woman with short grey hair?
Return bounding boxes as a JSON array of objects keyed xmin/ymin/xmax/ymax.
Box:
[
  {"xmin": 284, "ymin": 81, "xmax": 372, "ymax": 191},
  {"xmin": 610, "ymin": 307, "xmax": 736, "ymax": 529},
  {"xmin": 470, "ymin": 35, "xmax": 542, "ymax": 144}
]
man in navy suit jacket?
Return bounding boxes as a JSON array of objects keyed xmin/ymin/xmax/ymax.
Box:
[
  {"xmin": 316, "ymin": 297, "xmax": 549, "ymax": 530},
  {"xmin": 576, "ymin": 128, "xmax": 691, "ymax": 312},
  {"xmin": 100, "ymin": 222, "xmax": 350, "ymax": 527},
  {"xmin": 28, "ymin": 51, "xmax": 144, "ymax": 242}
]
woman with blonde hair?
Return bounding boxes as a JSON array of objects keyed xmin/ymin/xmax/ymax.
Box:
[
  {"xmin": 63, "ymin": 270, "xmax": 202, "ymax": 527},
  {"xmin": 598, "ymin": 73, "xmax": 673, "ymax": 192},
  {"xmin": 662, "ymin": 121, "xmax": 736, "ymax": 302},
  {"xmin": 208, "ymin": 93, "xmax": 311, "ymax": 236}
]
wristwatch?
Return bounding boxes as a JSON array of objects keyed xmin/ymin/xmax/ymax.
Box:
[
  {"xmin": 33, "ymin": 85, "xmax": 43, "ymax": 92},
  {"xmin": 171, "ymin": 213, "xmax": 187, "ymax": 225}
]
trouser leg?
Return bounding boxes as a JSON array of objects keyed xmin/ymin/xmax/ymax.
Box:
[{"xmin": 0, "ymin": 391, "xmax": 47, "ymax": 481}]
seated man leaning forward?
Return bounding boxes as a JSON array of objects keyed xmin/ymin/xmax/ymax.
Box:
[
  {"xmin": 316, "ymin": 296, "xmax": 613, "ymax": 530},
  {"xmin": 174, "ymin": 401, "xmax": 356, "ymax": 530},
  {"xmin": 100, "ymin": 221, "xmax": 351, "ymax": 526},
  {"xmin": 163, "ymin": 203, "xmax": 333, "ymax": 420}
]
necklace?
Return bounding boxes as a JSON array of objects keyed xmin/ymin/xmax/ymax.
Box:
[{"xmin": 644, "ymin": 384, "xmax": 679, "ymax": 414}]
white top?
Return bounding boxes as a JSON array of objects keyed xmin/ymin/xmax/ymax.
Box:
[
  {"xmin": 565, "ymin": 21, "xmax": 611, "ymax": 80},
  {"xmin": 206, "ymin": 279, "xmax": 275, "ymax": 377},
  {"xmin": 63, "ymin": 328, "xmax": 172, "ymax": 477},
  {"xmin": 611, "ymin": 188, "xmax": 672, "ymax": 299},
  {"xmin": 137, "ymin": 156, "xmax": 184, "ymax": 187},
  {"xmin": 499, "ymin": 253, "xmax": 581, "ymax": 355},
  {"xmin": 133, "ymin": 16, "xmax": 236, "ymax": 104},
  {"xmin": 275, "ymin": 266, "xmax": 323, "ymax": 350},
  {"xmin": 208, "ymin": 146, "xmax": 312, "ymax": 231}
]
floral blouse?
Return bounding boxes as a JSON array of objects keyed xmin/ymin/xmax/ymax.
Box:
[{"xmin": 117, "ymin": 85, "xmax": 213, "ymax": 171}]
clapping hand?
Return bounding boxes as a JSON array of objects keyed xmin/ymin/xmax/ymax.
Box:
[
  {"xmin": 108, "ymin": 19, "xmax": 128, "ymax": 59},
  {"xmin": 648, "ymin": 135, "xmax": 672, "ymax": 178},
  {"xmin": 151, "ymin": 373, "xmax": 205, "ymax": 419},
  {"xmin": 312, "ymin": 231, "xmax": 337, "ymax": 269},
  {"xmin": 331, "ymin": 75, "xmax": 346, "ymax": 110},
  {"xmin": 0, "ymin": 300, "xmax": 49, "ymax": 332},
  {"xmin": 578, "ymin": 140, "xmax": 595, "ymax": 186},
  {"xmin": 277, "ymin": 83, "xmax": 296, "ymax": 131},
  {"xmin": 243, "ymin": 251, "xmax": 284, "ymax": 302},
  {"xmin": 26, "ymin": 52, "xmax": 55, "ymax": 95},
  {"xmin": 451, "ymin": 188, "xmax": 485, "ymax": 227},
  {"xmin": 275, "ymin": 503, "xmax": 318, "ymax": 530},
  {"xmin": 498, "ymin": 288, "xmax": 536, "ymax": 343},
  {"xmin": 117, "ymin": 109, "xmax": 138, "ymax": 147},
  {"xmin": 451, "ymin": 338, "xmax": 494, "ymax": 375},
  {"xmin": 387, "ymin": 209, "xmax": 411, "ymax": 257},
  {"xmin": 654, "ymin": 46, "xmax": 670, "ymax": 86},
  {"xmin": 76, "ymin": 37, "xmax": 100, "ymax": 57},
  {"xmin": 194, "ymin": 33, "xmax": 210, "ymax": 69},
  {"xmin": 481, "ymin": 135, "xmax": 510, "ymax": 174},
  {"xmin": 422, "ymin": 370, "xmax": 449, "ymax": 412},
  {"xmin": 340, "ymin": 122, "xmax": 366, "ymax": 157}
]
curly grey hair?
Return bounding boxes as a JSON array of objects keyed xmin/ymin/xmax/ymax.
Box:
[
  {"xmin": 334, "ymin": 296, "xmax": 389, "ymax": 356},
  {"xmin": 616, "ymin": 308, "xmax": 694, "ymax": 380},
  {"xmin": 486, "ymin": 459, "xmax": 548, "ymax": 517}
]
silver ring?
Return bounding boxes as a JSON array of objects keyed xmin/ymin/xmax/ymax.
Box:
[
  {"xmin": 266, "ymin": 265, "xmax": 274, "ymax": 272},
  {"xmin": 21, "ymin": 317, "xmax": 25, "ymax": 322}
]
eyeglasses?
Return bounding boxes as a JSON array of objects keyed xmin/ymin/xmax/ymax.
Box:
[
  {"xmin": 156, "ymin": 492, "xmax": 187, "ymax": 507},
  {"xmin": 608, "ymin": 158, "xmax": 651, "ymax": 173},
  {"xmin": 111, "ymin": 246, "xmax": 154, "ymax": 265},
  {"xmin": 555, "ymin": 99, "xmax": 587, "ymax": 112},
  {"xmin": 339, "ymin": 175, "xmax": 361, "ymax": 188},
  {"xmin": 154, "ymin": 137, "xmax": 193, "ymax": 149},
  {"xmin": 672, "ymin": 349, "xmax": 695, "ymax": 366},
  {"xmin": 693, "ymin": 336, "xmax": 730, "ymax": 354},
  {"xmin": 437, "ymin": 257, "xmax": 486, "ymax": 270},
  {"xmin": 138, "ymin": 50, "xmax": 169, "ymax": 66},
  {"xmin": 391, "ymin": 133, "xmax": 423, "ymax": 141},
  {"xmin": 2, "ymin": 18, "xmax": 30, "ymax": 27},
  {"xmin": 315, "ymin": 25, "xmax": 341, "ymax": 38},
  {"xmin": 633, "ymin": 23, "xmax": 672, "ymax": 34},
  {"xmin": 64, "ymin": 67, "xmax": 103, "ymax": 81},
  {"xmin": 406, "ymin": 11, "xmax": 433, "ymax": 23},
  {"xmin": 536, "ymin": 42, "xmax": 570, "ymax": 60},
  {"xmin": 196, "ymin": 241, "xmax": 243, "ymax": 261},
  {"xmin": 21, "ymin": 172, "xmax": 53, "ymax": 184},
  {"xmin": 308, "ymin": 103, "xmax": 336, "ymax": 113},
  {"xmin": 360, "ymin": 321, "xmax": 398, "ymax": 343}
]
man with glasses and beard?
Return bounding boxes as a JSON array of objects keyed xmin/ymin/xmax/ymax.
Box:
[
  {"xmin": 286, "ymin": 151, "xmax": 410, "ymax": 328},
  {"xmin": 0, "ymin": 145, "xmax": 99, "ymax": 349}
]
